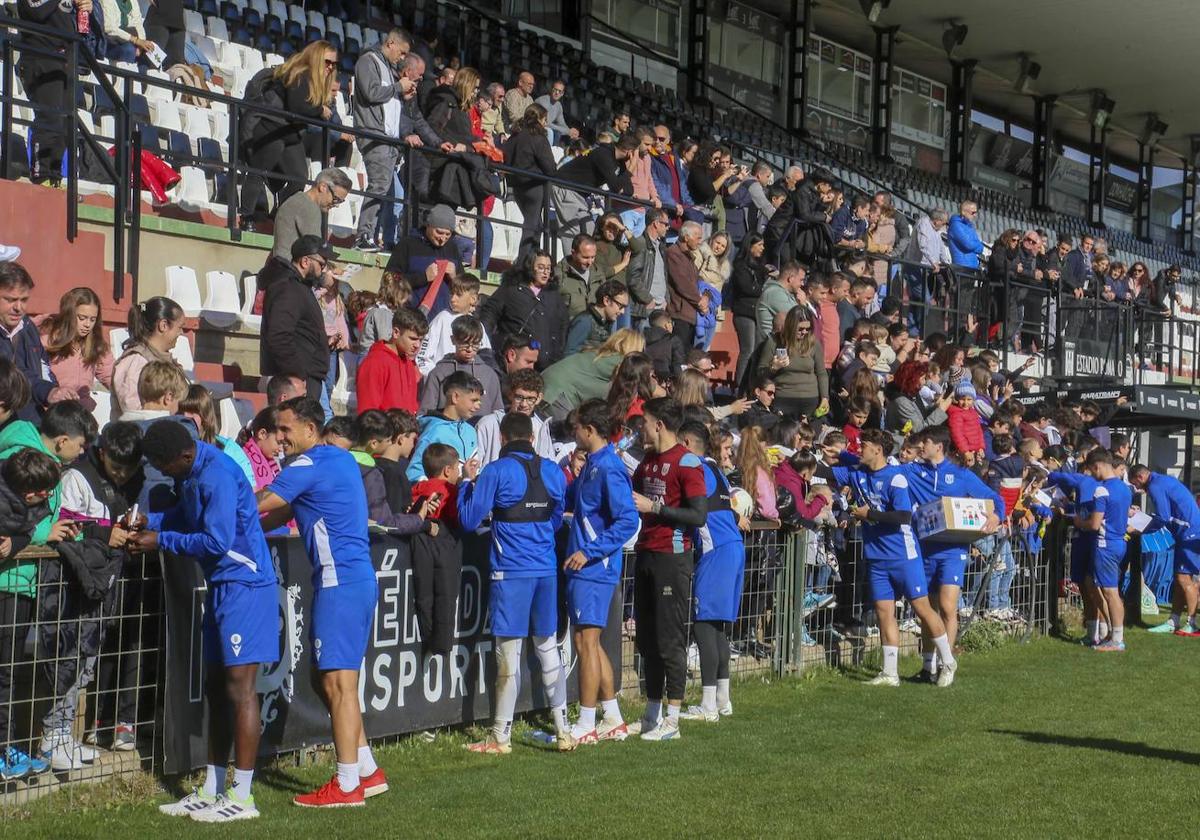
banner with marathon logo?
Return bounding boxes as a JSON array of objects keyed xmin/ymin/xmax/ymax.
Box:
[{"xmin": 161, "ymin": 534, "xmax": 623, "ymax": 774}]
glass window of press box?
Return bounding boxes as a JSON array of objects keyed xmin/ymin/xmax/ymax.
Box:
[
  {"xmin": 805, "ymin": 37, "xmax": 871, "ymax": 125},
  {"xmin": 591, "ymin": 0, "xmax": 680, "ymax": 53},
  {"xmin": 891, "ymin": 68, "xmax": 947, "ymax": 148}
]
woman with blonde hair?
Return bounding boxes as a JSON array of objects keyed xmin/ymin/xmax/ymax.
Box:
[
  {"xmin": 238, "ymin": 40, "xmax": 337, "ymax": 228},
  {"xmin": 540, "ymin": 328, "xmax": 645, "ymax": 419},
  {"xmin": 38, "ymin": 287, "xmax": 113, "ymax": 410},
  {"xmin": 736, "ymin": 424, "xmax": 779, "ymax": 521},
  {"xmin": 177, "ymin": 385, "xmax": 256, "ymax": 485},
  {"xmin": 674, "ymin": 368, "xmax": 749, "ymax": 422}
]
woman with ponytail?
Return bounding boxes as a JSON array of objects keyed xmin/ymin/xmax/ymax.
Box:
[{"xmin": 111, "ymin": 296, "xmax": 185, "ymax": 418}]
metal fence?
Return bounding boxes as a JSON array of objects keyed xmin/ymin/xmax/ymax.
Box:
[{"xmin": 0, "ymin": 548, "xmax": 162, "ymax": 809}]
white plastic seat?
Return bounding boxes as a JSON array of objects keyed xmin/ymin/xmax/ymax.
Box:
[
  {"xmin": 345, "ymin": 22, "xmax": 362, "ymax": 42},
  {"xmin": 207, "ymin": 17, "xmax": 229, "ymax": 40},
  {"xmin": 326, "ymin": 16, "xmax": 343, "ymax": 37},
  {"xmin": 242, "ymin": 48, "xmax": 264, "ymax": 76},
  {"xmin": 265, "ymin": 52, "xmax": 284, "ymax": 68},
  {"xmin": 201, "ymin": 270, "xmax": 242, "ymax": 328},
  {"xmin": 184, "ymin": 9, "xmax": 204, "ymax": 35},
  {"xmin": 108, "ymin": 328, "xmax": 130, "ymax": 363},
  {"xmin": 240, "ymin": 274, "xmax": 261, "ymax": 331},
  {"xmin": 287, "ymin": 3, "xmax": 305, "ymax": 24},
  {"xmin": 181, "ymin": 105, "xmax": 214, "ymax": 141},
  {"xmin": 306, "ymin": 9, "xmax": 323, "ymax": 29},
  {"xmin": 362, "ymin": 28, "xmax": 379, "ymax": 47},
  {"xmin": 174, "ymin": 166, "xmax": 211, "ymax": 210},
  {"xmin": 249, "ymin": 0, "xmax": 268, "ymax": 15},
  {"xmin": 151, "ymin": 100, "xmax": 182, "ymax": 132},
  {"xmin": 165, "ymin": 265, "xmax": 203, "ymax": 317},
  {"xmin": 218, "ymin": 396, "xmax": 244, "ymax": 438},
  {"xmin": 170, "ymin": 334, "xmax": 195, "ymax": 378},
  {"xmin": 269, "ymin": 0, "xmax": 287, "ymax": 21},
  {"xmin": 90, "ymin": 396, "xmax": 111, "ymax": 430}
]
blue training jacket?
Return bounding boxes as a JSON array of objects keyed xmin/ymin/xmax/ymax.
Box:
[
  {"xmin": 565, "ymin": 444, "xmax": 639, "ymax": 584},
  {"xmin": 900, "ymin": 458, "xmax": 1005, "ymax": 558},
  {"xmin": 151, "ymin": 441, "xmax": 277, "ymax": 587},
  {"xmin": 459, "ymin": 442, "xmax": 567, "ymax": 579},
  {"xmin": 1145, "ymin": 472, "xmax": 1200, "ymax": 544}
]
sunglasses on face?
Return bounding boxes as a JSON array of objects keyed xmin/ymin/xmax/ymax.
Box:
[{"xmin": 324, "ymin": 58, "xmax": 337, "ymax": 69}]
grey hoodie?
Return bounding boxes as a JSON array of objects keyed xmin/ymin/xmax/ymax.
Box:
[{"xmin": 352, "ymin": 46, "xmax": 401, "ymax": 143}]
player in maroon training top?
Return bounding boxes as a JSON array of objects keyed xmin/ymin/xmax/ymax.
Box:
[{"xmin": 629, "ymin": 398, "xmax": 707, "ymax": 742}]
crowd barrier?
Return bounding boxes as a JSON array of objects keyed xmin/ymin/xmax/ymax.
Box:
[{"xmin": 0, "ymin": 520, "xmax": 1135, "ymax": 809}]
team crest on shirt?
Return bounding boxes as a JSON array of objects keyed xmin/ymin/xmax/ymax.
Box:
[
  {"xmin": 661, "ymin": 464, "xmax": 671, "ymax": 476},
  {"xmin": 230, "ymin": 633, "xmax": 243, "ymax": 656},
  {"xmin": 875, "ymin": 481, "xmax": 884, "ymax": 491},
  {"xmin": 946, "ymin": 474, "xmax": 955, "ymax": 485},
  {"xmin": 314, "ymin": 638, "xmax": 322, "ymax": 661}
]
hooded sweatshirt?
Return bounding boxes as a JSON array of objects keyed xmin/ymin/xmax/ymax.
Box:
[
  {"xmin": 0, "ymin": 420, "xmax": 59, "ymax": 595},
  {"xmin": 417, "ymin": 354, "xmax": 503, "ymax": 417},
  {"xmin": 357, "ymin": 340, "xmax": 421, "ymax": 414},
  {"xmin": 407, "ymin": 413, "xmax": 478, "ymax": 482}
]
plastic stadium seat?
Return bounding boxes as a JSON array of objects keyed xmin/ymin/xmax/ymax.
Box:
[
  {"xmin": 196, "ymin": 136, "xmax": 223, "ymax": 163},
  {"xmin": 207, "ymin": 18, "xmax": 229, "ymax": 40},
  {"xmin": 90, "ymin": 395, "xmax": 111, "ymax": 430},
  {"xmin": 240, "ymin": 274, "xmax": 261, "ymax": 331},
  {"xmin": 286, "ymin": 3, "xmax": 304, "ymax": 23},
  {"xmin": 284, "ymin": 19, "xmax": 303, "ymax": 44},
  {"xmin": 344, "ymin": 22, "xmax": 361, "ymax": 43},
  {"xmin": 202, "ymin": 270, "xmax": 242, "ymax": 328},
  {"xmin": 268, "ymin": 0, "xmax": 286, "ymax": 21},
  {"xmin": 151, "ymin": 99, "xmax": 182, "ymax": 132},
  {"xmin": 306, "ymin": 9, "xmax": 323, "ymax": 29},
  {"xmin": 165, "ymin": 129, "xmax": 193, "ymax": 164},
  {"xmin": 326, "ymin": 16, "xmax": 343, "ymax": 37},
  {"xmin": 175, "ymin": 166, "xmax": 211, "ymax": 210},
  {"xmin": 166, "ymin": 265, "xmax": 203, "ymax": 317},
  {"xmin": 182, "ymin": 106, "xmax": 213, "ymax": 141},
  {"xmin": 198, "ymin": 0, "xmax": 218, "ymax": 15},
  {"xmin": 170, "ymin": 334, "xmax": 196, "ymax": 378},
  {"xmin": 108, "ymin": 327, "xmax": 129, "ymax": 362}
]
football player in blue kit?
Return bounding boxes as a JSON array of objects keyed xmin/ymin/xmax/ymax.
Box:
[
  {"xmin": 1077, "ymin": 450, "xmax": 1132, "ymax": 652},
  {"xmin": 831, "ymin": 429, "xmax": 959, "ymax": 687},
  {"xmin": 1048, "ymin": 462, "xmax": 1108, "ymax": 644},
  {"xmin": 678, "ymin": 420, "xmax": 746, "ymax": 721},
  {"xmin": 904, "ymin": 427, "xmax": 1002, "ymax": 680},
  {"xmin": 562, "ymin": 400, "xmax": 639, "ymax": 744},
  {"xmin": 256, "ymin": 398, "xmax": 387, "ymax": 808},
  {"xmin": 1130, "ymin": 465, "xmax": 1200, "ymax": 635},
  {"xmin": 459, "ymin": 412, "xmax": 571, "ymax": 754},
  {"xmin": 129, "ymin": 421, "xmax": 279, "ymax": 823}
]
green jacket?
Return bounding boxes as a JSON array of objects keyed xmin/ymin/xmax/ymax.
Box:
[
  {"xmin": 541, "ymin": 351, "xmax": 624, "ymax": 420},
  {"xmin": 755, "ymin": 279, "xmax": 798, "ymax": 341},
  {"xmin": 0, "ymin": 420, "xmax": 61, "ymax": 596}
]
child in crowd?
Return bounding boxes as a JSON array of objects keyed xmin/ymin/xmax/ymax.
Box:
[
  {"xmin": 346, "ymin": 289, "xmax": 378, "ymax": 353},
  {"xmin": 121, "ymin": 363, "xmax": 197, "ymax": 516},
  {"xmin": 239, "ymin": 406, "xmax": 283, "ymax": 494},
  {"xmin": 351, "ymin": 410, "xmax": 429, "ymax": 535},
  {"xmin": 408, "ymin": 372, "xmax": 483, "ymax": 482},
  {"xmin": 644, "ymin": 310, "xmax": 685, "ymax": 383},
  {"xmin": 374, "ymin": 409, "xmax": 419, "ymax": 516},
  {"xmin": 417, "ymin": 274, "xmax": 489, "ymax": 375},
  {"xmin": 409, "ymin": 443, "xmax": 465, "ymax": 657},
  {"xmin": 361, "ymin": 272, "xmax": 411, "ymax": 349},
  {"xmin": 417, "ymin": 316, "xmax": 503, "ymax": 417},
  {"xmin": 947, "ymin": 382, "xmax": 985, "ymax": 464},
  {"xmin": 322, "ymin": 417, "xmax": 355, "ymax": 449},
  {"xmin": 357, "ymin": 307, "xmax": 429, "ymax": 414},
  {"xmin": 1018, "ymin": 437, "xmax": 1044, "ymax": 470},
  {"xmin": 842, "ymin": 397, "xmax": 871, "ymax": 456}
]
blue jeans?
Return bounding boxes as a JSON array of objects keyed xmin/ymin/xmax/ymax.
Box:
[
  {"xmin": 477, "ymin": 219, "xmax": 493, "ymax": 276},
  {"xmin": 904, "ymin": 265, "xmax": 932, "ymax": 337},
  {"xmin": 977, "ymin": 535, "xmax": 1016, "ymax": 611},
  {"xmin": 380, "ymin": 171, "xmax": 405, "ymax": 249},
  {"xmin": 321, "ymin": 349, "xmax": 339, "ymax": 422}
]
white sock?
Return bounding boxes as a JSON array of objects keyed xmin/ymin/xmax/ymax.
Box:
[
  {"xmin": 572, "ymin": 706, "xmax": 596, "ymax": 737},
  {"xmin": 1086, "ymin": 619, "xmax": 1098, "ymax": 641},
  {"xmin": 1169, "ymin": 612, "xmax": 1181, "ymax": 628},
  {"xmin": 492, "ymin": 719, "xmax": 513, "ymax": 743},
  {"xmin": 1111, "ymin": 625, "xmax": 1124, "ymax": 644},
  {"xmin": 931, "ymin": 634, "xmax": 956, "ymax": 668},
  {"xmin": 701, "ymin": 685, "xmax": 717, "ymax": 712},
  {"xmin": 665, "ymin": 703, "xmax": 681, "ymax": 722},
  {"xmin": 231, "ymin": 768, "xmax": 253, "ymax": 801},
  {"xmin": 922, "ymin": 650, "xmax": 937, "ymax": 672},
  {"xmin": 336, "ymin": 762, "xmax": 358, "ymax": 793},
  {"xmin": 203, "ymin": 764, "xmax": 226, "ymax": 797},
  {"xmin": 601, "ymin": 698, "xmax": 623, "ymax": 723},
  {"xmin": 882, "ymin": 645, "xmax": 899, "ymax": 677},
  {"xmin": 493, "ymin": 639, "xmax": 523, "ymax": 742},
  {"xmin": 643, "ymin": 700, "xmax": 662, "ymax": 724},
  {"xmin": 357, "ymin": 745, "xmax": 377, "ymax": 777},
  {"xmin": 716, "ymin": 678, "xmax": 731, "ymax": 707},
  {"xmin": 1098, "ymin": 620, "xmax": 1109, "ymax": 640},
  {"xmin": 533, "ymin": 635, "xmax": 569, "ymax": 734}
]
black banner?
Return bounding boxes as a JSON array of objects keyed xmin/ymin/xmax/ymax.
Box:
[{"xmin": 162, "ymin": 534, "xmax": 624, "ymax": 774}]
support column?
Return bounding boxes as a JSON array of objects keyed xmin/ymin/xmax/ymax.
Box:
[
  {"xmin": 1031, "ymin": 95, "xmax": 1056, "ymax": 211},
  {"xmin": 1135, "ymin": 140, "xmax": 1154, "ymax": 242},
  {"xmin": 1088, "ymin": 123, "xmax": 1109, "ymax": 228},
  {"xmin": 685, "ymin": 0, "xmax": 709, "ymax": 105},
  {"xmin": 1184, "ymin": 137, "xmax": 1199, "ymax": 255},
  {"xmin": 947, "ymin": 59, "xmax": 976, "ymax": 185},
  {"xmin": 785, "ymin": 0, "xmax": 812, "ymax": 135},
  {"xmin": 870, "ymin": 25, "xmax": 898, "ymax": 160}
]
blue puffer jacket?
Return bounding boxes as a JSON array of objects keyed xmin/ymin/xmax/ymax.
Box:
[{"xmin": 947, "ymin": 214, "xmax": 984, "ymax": 269}]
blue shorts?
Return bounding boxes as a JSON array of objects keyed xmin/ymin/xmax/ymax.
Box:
[
  {"xmin": 1174, "ymin": 546, "xmax": 1200, "ymax": 576},
  {"xmin": 203, "ymin": 581, "xmax": 280, "ymax": 666},
  {"xmin": 1069, "ymin": 537, "xmax": 1091, "ymax": 585},
  {"xmin": 868, "ymin": 557, "xmax": 928, "ymax": 603},
  {"xmin": 491, "ymin": 575, "xmax": 557, "ymax": 638},
  {"xmin": 311, "ymin": 578, "xmax": 378, "ymax": 671},
  {"xmin": 924, "ymin": 549, "xmax": 968, "ymax": 590},
  {"xmin": 1092, "ymin": 546, "xmax": 1125, "ymax": 589},
  {"xmin": 693, "ymin": 543, "xmax": 745, "ymax": 622},
  {"xmin": 566, "ymin": 577, "xmax": 617, "ymax": 628}
]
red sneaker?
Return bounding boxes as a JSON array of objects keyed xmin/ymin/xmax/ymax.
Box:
[
  {"xmin": 360, "ymin": 767, "xmax": 389, "ymax": 798},
  {"xmin": 293, "ymin": 776, "xmax": 365, "ymax": 808}
]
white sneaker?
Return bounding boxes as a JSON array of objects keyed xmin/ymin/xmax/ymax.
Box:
[
  {"xmin": 624, "ymin": 716, "xmax": 661, "ymax": 737},
  {"xmin": 936, "ymin": 659, "xmax": 958, "ymax": 687},
  {"xmin": 191, "ymin": 793, "xmax": 260, "ymax": 822},
  {"xmin": 718, "ymin": 701, "xmax": 733, "ymax": 717},
  {"xmin": 639, "ymin": 717, "xmax": 681, "ymax": 741},
  {"xmin": 867, "ymin": 672, "xmax": 901, "ymax": 687},
  {"xmin": 596, "ymin": 719, "xmax": 630, "ymax": 741},
  {"xmin": 39, "ymin": 731, "xmax": 91, "ymax": 771},
  {"xmin": 678, "ymin": 705, "xmax": 719, "ymax": 723},
  {"xmin": 159, "ymin": 789, "xmax": 218, "ymax": 817}
]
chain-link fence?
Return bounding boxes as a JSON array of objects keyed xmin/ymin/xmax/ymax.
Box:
[{"xmin": 1, "ymin": 548, "xmax": 162, "ymax": 810}]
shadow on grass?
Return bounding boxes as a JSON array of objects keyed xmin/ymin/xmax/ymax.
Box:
[{"xmin": 989, "ymin": 729, "xmax": 1200, "ymax": 766}]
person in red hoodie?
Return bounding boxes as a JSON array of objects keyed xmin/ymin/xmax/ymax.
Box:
[
  {"xmin": 408, "ymin": 443, "xmax": 464, "ymax": 657},
  {"xmin": 356, "ymin": 307, "xmax": 428, "ymax": 413},
  {"xmin": 947, "ymin": 382, "xmax": 985, "ymax": 465},
  {"xmin": 841, "ymin": 397, "xmax": 871, "ymax": 456}
]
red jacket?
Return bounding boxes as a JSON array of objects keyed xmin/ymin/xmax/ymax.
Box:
[
  {"xmin": 356, "ymin": 341, "xmax": 419, "ymax": 413},
  {"xmin": 947, "ymin": 404, "xmax": 985, "ymax": 453},
  {"xmin": 842, "ymin": 424, "xmax": 862, "ymax": 455},
  {"xmin": 410, "ymin": 477, "xmax": 459, "ymax": 530}
]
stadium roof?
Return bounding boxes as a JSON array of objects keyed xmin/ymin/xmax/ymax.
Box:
[{"xmin": 803, "ymin": 0, "xmax": 1199, "ymax": 167}]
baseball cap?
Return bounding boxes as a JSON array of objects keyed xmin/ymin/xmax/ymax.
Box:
[
  {"xmin": 291, "ymin": 235, "xmax": 337, "ymax": 262},
  {"xmin": 426, "ymin": 204, "xmax": 456, "ymax": 231},
  {"xmin": 0, "ymin": 244, "xmax": 21, "ymax": 262}
]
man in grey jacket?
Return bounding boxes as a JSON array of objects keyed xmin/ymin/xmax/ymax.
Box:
[
  {"xmin": 755, "ymin": 261, "xmax": 807, "ymax": 340},
  {"xmin": 624, "ymin": 209, "xmax": 669, "ymax": 329},
  {"xmin": 352, "ymin": 29, "xmax": 414, "ymax": 251}
]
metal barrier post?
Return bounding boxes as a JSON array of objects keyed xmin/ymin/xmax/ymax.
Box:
[
  {"xmin": 66, "ymin": 41, "xmax": 79, "ymax": 242},
  {"xmin": 0, "ymin": 38, "xmax": 10, "ymax": 181},
  {"xmin": 227, "ymin": 106, "xmax": 240, "ymax": 240}
]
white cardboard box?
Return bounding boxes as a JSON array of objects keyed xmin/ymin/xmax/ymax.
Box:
[{"xmin": 914, "ymin": 497, "xmax": 994, "ymax": 543}]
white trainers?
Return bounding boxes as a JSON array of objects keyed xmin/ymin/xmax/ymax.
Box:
[
  {"xmin": 159, "ymin": 789, "xmax": 218, "ymax": 817},
  {"xmin": 39, "ymin": 730, "xmax": 93, "ymax": 771},
  {"xmin": 678, "ymin": 705, "xmax": 719, "ymax": 722},
  {"xmin": 936, "ymin": 659, "xmax": 958, "ymax": 687},
  {"xmin": 596, "ymin": 719, "xmax": 630, "ymax": 741},
  {"xmin": 639, "ymin": 717, "xmax": 681, "ymax": 741},
  {"xmin": 191, "ymin": 793, "xmax": 260, "ymax": 822},
  {"xmin": 718, "ymin": 701, "xmax": 733, "ymax": 717},
  {"xmin": 624, "ymin": 716, "xmax": 660, "ymax": 737},
  {"xmin": 868, "ymin": 672, "xmax": 901, "ymax": 687}
]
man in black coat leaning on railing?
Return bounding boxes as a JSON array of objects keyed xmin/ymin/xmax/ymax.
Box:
[{"xmin": 259, "ymin": 235, "xmax": 334, "ymax": 402}]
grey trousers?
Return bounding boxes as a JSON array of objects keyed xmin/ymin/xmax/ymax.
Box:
[
  {"xmin": 357, "ymin": 142, "xmax": 399, "ymax": 241},
  {"xmin": 551, "ymin": 185, "xmax": 592, "ymax": 259},
  {"xmin": 733, "ymin": 314, "xmax": 758, "ymax": 389}
]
